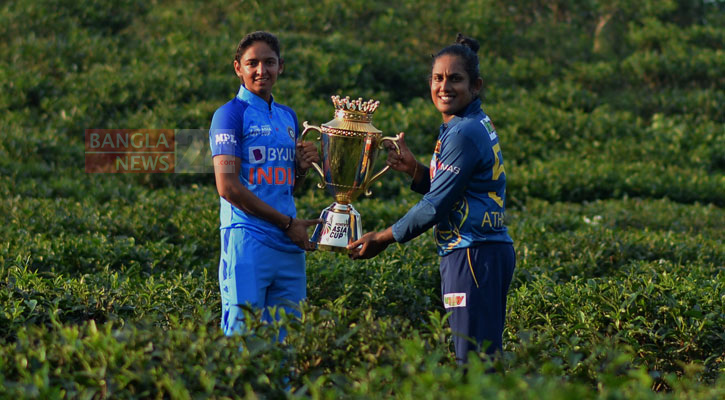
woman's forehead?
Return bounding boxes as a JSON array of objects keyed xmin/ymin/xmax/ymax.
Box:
[
  {"xmin": 242, "ymin": 41, "xmax": 278, "ymax": 60},
  {"xmin": 432, "ymin": 54, "xmax": 466, "ymax": 74}
]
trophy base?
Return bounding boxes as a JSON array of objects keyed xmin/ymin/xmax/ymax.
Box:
[{"xmin": 310, "ymin": 202, "xmax": 362, "ymax": 253}]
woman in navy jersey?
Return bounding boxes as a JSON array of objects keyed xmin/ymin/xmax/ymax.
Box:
[
  {"xmin": 349, "ymin": 34, "xmax": 516, "ymax": 364},
  {"xmin": 209, "ymin": 31, "xmax": 320, "ymax": 338}
]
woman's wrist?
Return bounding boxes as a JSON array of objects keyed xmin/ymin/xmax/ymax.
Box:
[
  {"xmin": 295, "ymin": 159, "xmax": 308, "ymax": 179},
  {"xmin": 281, "ymin": 215, "xmax": 294, "ymax": 231},
  {"xmin": 410, "ymin": 162, "xmax": 418, "ymax": 180}
]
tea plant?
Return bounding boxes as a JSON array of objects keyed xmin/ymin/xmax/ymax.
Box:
[{"xmin": 1, "ymin": 0, "xmax": 724, "ymax": 398}]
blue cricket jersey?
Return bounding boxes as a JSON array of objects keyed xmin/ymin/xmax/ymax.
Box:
[
  {"xmin": 392, "ymin": 98, "xmax": 513, "ymax": 256},
  {"xmin": 209, "ymin": 85, "xmax": 302, "ymax": 253}
]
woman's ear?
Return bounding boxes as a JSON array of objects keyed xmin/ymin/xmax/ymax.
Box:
[
  {"xmin": 471, "ymin": 77, "xmax": 483, "ymax": 96},
  {"xmin": 233, "ymin": 60, "xmax": 244, "ymax": 79}
]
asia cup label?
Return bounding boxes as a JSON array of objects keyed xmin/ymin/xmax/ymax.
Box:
[
  {"xmin": 319, "ymin": 214, "xmax": 350, "ymax": 246},
  {"xmin": 443, "ymin": 293, "xmax": 467, "ymax": 308}
]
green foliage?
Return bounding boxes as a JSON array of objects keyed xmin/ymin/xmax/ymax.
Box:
[{"xmin": 1, "ymin": 0, "xmax": 724, "ymax": 398}]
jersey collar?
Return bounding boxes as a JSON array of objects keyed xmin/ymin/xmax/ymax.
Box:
[
  {"xmin": 442, "ymin": 97, "xmax": 482, "ymax": 129},
  {"xmin": 236, "ymin": 85, "xmax": 275, "ymax": 111}
]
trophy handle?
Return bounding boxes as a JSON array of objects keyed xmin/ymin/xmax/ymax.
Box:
[
  {"xmin": 363, "ymin": 133, "xmax": 401, "ymax": 196},
  {"xmin": 300, "ymin": 121, "xmax": 326, "ymax": 189}
]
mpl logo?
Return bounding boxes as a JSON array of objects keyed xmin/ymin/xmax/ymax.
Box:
[
  {"xmin": 215, "ymin": 132, "xmax": 237, "ymax": 145},
  {"xmin": 443, "ymin": 292, "xmax": 466, "ymax": 308},
  {"xmin": 249, "ymin": 146, "xmax": 266, "ymax": 164}
]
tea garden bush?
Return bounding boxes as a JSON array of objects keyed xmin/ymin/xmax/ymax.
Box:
[{"xmin": 1, "ymin": 0, "xmax": 724, "ymax": 398}]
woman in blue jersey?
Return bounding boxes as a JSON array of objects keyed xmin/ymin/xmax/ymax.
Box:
[
  {"xmin": 349, "ymin": 34, "xmax": 516, "ymax": 364},
  {"xmin": 209, "ymin": 31, "xmax": 320, "ymax": 337}
]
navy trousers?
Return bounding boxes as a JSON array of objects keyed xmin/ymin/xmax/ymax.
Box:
[{"xmin": 440, "ymin": 242, "xmax": 516, "ymax": 364}]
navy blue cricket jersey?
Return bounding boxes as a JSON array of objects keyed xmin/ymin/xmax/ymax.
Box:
[{"xmin": 392, "ymin": 98, "xmax": 513, "ymax": 256}]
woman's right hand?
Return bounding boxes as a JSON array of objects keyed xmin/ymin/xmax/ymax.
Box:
[
  {"xmin": 285, "ymin": 218, "xmax": 324, "ymax": 251},
  {"xmin": 385, "ymin": 132, "xmax": 417, "ymax": 177}
]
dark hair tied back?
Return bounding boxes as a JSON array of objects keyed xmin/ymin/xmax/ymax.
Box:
[
  {"xmin": 455, "ymin": 33, "xmax": 480, "ymax": 53},
  {"xmin": 432, "ymin": 33, "xmax": 481, "ymax": 86}
]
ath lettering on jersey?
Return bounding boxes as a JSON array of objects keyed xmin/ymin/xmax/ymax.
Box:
[{"xmin": 481, "ymin": 211, "xmax": 505, "ymax": 229}]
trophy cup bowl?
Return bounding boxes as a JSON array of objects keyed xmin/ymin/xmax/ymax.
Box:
[{"xmin": 300, "ymin": 95, "xmax": 400, "ymax": 252}]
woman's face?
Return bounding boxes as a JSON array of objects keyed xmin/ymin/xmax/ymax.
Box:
[
  {"xmin": 429, "ymin": 54, "xmax": 482, "ymax": 123},
  {"xmin": 234, "ymin": 41, "xmax": 284, "ymax": 103}
]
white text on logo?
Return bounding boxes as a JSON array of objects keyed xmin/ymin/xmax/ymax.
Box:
[{"xmin": 215, "ymin": 133, "xmax": 237, "ymax": 145}]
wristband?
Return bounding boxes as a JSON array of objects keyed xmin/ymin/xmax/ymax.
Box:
[
  {"xmin": 295, "ymin": 168, "xmax": 308, "ymax": 179},
  {"xmin": 282, "ymin": 216, "xmax": 294, "ymax": 231}
]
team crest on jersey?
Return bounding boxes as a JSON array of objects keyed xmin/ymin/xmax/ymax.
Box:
[
  {"xmin": 443, "ymin": 293, "xmax": 466, "ymax": 308},
  {"xmin": 287, "ymin": 126, "xmax": 295, "ymax": 140}
]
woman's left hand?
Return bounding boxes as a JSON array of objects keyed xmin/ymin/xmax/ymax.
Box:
[
  {"xmin": 385, "ymin": 132, "xmax": 417, "ymax": 176},
  {"xmin": 296, "ymin": 141, "xmax": 319, "ymax": 171}
]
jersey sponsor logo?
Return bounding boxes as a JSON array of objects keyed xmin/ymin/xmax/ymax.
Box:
[
  {"xmin": 249, "ymin": 146, "xmax": 266, "ymax": 164},
  {"xmin": 215, "ymin": 132, "xmax": 238, "ymax": 145},
  {"xmin": 429, "ymin": 141, "xmax": 460, "ymax": 178},
  {"xmin": 248, "ymin": 124, "xmax": 272, "ymax": 137},
  {"xmin": 248, "ymin": 146, "xmax": 295, "ymax": 164},
  {"xmin": 436, "ymin": 160, "xmax": 460, "ymax": 175},
  {"xmin": 443, "ymin": 292, "xmax": 466, "ymax": 308},
  {"xmin": 480, "ymin": 116, "xmax": 497, "ymax": 141},
  {"xmin": 267, "ymin": 147, "xmax": 294, "ymax": 162}
]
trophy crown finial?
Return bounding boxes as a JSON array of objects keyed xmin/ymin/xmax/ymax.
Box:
[{"xmin": 331, "ymin": 95, "xmax": 380, "ymax": 115}]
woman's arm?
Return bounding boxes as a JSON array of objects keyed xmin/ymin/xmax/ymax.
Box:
[{"xmin": 213, "ymin": 154, "xmax": 317, "ymax": 250}]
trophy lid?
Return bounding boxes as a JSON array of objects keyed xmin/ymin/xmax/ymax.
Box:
[{"xmin": 322, "ymin": 95, "xmax": 382, "ymax": 134}]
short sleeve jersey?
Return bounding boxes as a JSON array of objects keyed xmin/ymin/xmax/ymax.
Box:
[
  {"xmin": 209, "ymin": 85, "xmax": 302, "ymax": 253},
  {"xmin": 391, "ymin": 98, "xmax": 513, "ymax": 256}
]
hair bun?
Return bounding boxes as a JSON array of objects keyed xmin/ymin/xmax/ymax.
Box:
[{"xmin": 455, "ymin": 33, "xmax": 480, "ymax": 53}]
